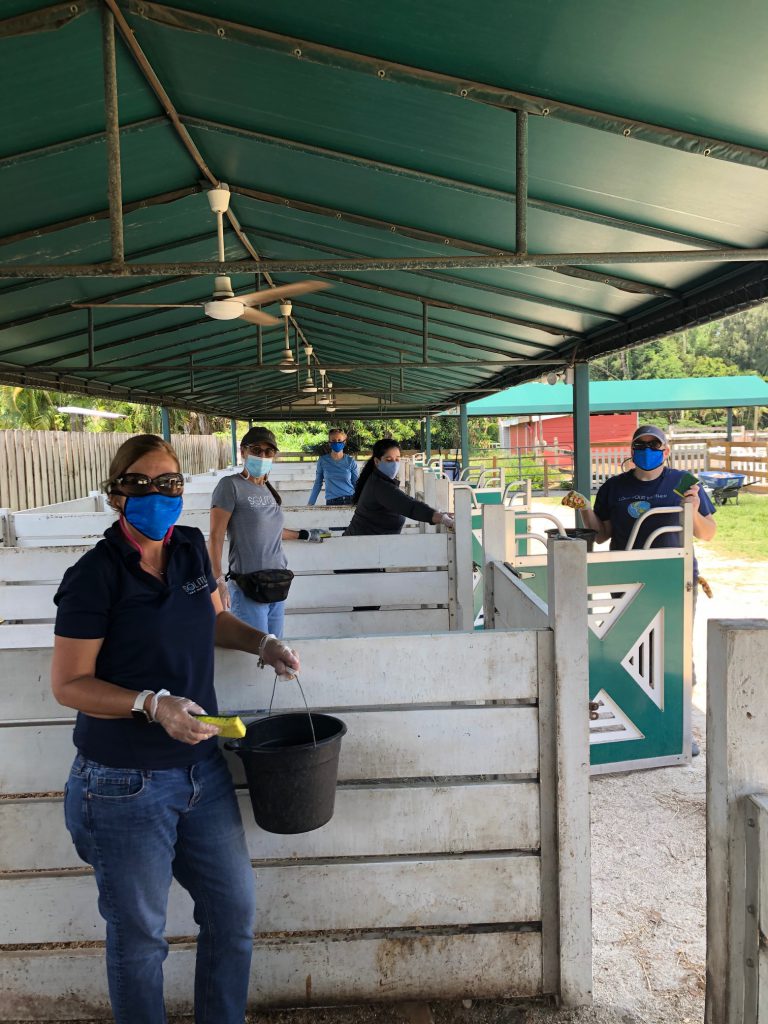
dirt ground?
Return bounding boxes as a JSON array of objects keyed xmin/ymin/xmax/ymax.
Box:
[{"xmin": 12, "ymin": 540, "xmax": 765, "ymax": 1024}]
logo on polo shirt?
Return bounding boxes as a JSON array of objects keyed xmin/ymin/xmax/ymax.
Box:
[
  {"xmin": 247, "ymin": 493, "xmax": 276, "ymax": 507},
  {"xmin": 182, "ymin": 575, "xmax": 209, "ymax": 595}
]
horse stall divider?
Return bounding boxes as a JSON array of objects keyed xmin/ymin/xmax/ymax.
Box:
[
  {"xmin": 0, "ymin": 542, "xmax": 591, "ymax": 1015},
  {"xmin": 0, "ymin": 525, "xmax": 590, "ymax": 1015},
  {"xmin": 0, "ymin": 517, "xmax": 468, "ymax": 646},
  {"xmin": 705, "ymin": 620, "xmax": 768, "ymax": 1024}
]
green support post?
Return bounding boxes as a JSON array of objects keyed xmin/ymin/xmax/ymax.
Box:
[
  {"xmin": 573, "ymin": 361, "xmax": 591, "ymax": 505},
  {"xmin": 425, "ymin": 413, "xmax": 432, "ymax": 461},
  {"xmin": 726, "ymin": 407, "xmax": 733, "ymax": 441},
  {"xmin": 160, "ymin": 407, "xmax": 171, "ymax": 442},
  {"xmin": 230, "ymin": 419, "xmax": 238, "ymax": 467},
  {"xmin": 459, "ymin": 403, "xmax": 469, "ymax": 476}
]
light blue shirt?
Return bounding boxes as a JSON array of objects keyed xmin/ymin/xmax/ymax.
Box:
[{"xmin": 308, "ymin": 453, "xmax": 359, "ymax": 505}]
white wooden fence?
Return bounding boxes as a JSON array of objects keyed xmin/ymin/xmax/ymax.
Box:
[
  {"xmin": 591, "ymin": 443, "xmax": 708, "ymax": 488},
  {"xmin": 706, "ymin": 619, "xmax": 768, "ymax": 1024},
  {"xmin": 0, "ymin": 539, "xmax": 591, "ymax": 1017},
  {"xmin": 0, "ymin": 430, "xmax": 231, "ymax": 512},
  {"xmin": 0, "ymin": 493, "xmax": 474, "ymax": 646}
]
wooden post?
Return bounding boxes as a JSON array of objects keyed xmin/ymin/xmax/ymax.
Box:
[
  {"xmin": 481, "ymin": 504, "xmax": 516, "ymax": 630},
  {"xmin": 0, "ymin": 509, "xmax": 11, "ymax": 547},
  {"xmin": 434, "ymin": 475, "xmax": 451, "ymax": 515},
  {"xmin": 543, "ymin": 461, "xmax": 549, "ymax": 496},
  {"xmin": 449, "ymin": 487, "xmax": 474, "ymax": 631},
  {"xmin": 541, "ymin": 538, "xmax": 592, "ymax": 1006},
  {"xmin": 706, "ymin": 620, "xmax": 768, "ymax": 1024}
]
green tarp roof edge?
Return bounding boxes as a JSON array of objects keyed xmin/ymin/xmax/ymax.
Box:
[{"xmin": 460, "ymin": 376, "xmax": 768, "ymax": 416}]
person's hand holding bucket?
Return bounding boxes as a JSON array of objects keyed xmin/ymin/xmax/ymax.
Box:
[{"xmin": 258, "ymin": 634, "xmax": 300, "ymax": 679}]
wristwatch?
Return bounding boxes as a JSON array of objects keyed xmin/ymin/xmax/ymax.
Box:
[{"xmin": 131, "ymin": 689, "xmax": 155, "ymax": 722}]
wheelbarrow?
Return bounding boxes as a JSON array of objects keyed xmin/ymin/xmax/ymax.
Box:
[{"xmin": 698, "ymin": 470, "xmax": 747, "ymax": 505}]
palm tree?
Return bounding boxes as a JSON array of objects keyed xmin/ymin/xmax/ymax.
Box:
[{"xmin": 10, "ymin": 387, "xmax": 59, "ymax": 429}]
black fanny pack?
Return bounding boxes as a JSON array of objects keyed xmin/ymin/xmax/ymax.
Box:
[{"xmin": 229, "ymin": 568, "xmax": 294, "ymax": 604}]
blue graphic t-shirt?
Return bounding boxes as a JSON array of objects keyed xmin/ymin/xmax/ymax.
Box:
[{"xmin": 593, "ymin": 467, "xmax": 715, "ymax": 577}]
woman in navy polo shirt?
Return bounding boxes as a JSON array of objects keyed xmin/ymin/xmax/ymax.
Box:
[{"xmin": 51, "ymin": 434, "xmax": 300, "ymax": 1024}]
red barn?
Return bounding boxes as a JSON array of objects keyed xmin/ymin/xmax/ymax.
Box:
[{"xmin": 500, "ymin": 413, "xmax": 638, "ymax": 468}]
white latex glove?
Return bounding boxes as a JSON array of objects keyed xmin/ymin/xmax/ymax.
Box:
[
  {"xmin": 153, "ymin": 696, "xmax": 219, "ymax": 745},
  {"xmin": 217, "ymin": 579, "xmax": 231, "ymax": 610},
  {"xmin": 262, "ymin": 637, "xmax": 301, "ymax": 678},
  {"xmin": 439, "ymin": 513, "xmax": 455, "ymax": 529}
]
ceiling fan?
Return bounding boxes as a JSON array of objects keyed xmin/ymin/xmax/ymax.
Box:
[{"xmin": 71, "ymin": 186, "xmax": 331, "ymax": 325}]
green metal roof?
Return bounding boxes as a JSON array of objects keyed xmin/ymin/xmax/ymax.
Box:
[
  {"xmin": 464, "ymin": 376, "xmax": 768, "ymax": 417},
  {"xmin": 1, "ymin": 1, "xmax": 768, "ymax": 419}
]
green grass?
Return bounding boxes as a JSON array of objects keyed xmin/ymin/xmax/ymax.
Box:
[{"xmin": 705, "ymin": 492, "xmax": 768, "ymax": 561}]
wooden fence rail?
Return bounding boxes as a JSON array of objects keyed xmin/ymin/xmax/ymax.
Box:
[
  {"xmin": 0, "ymin": 431, "xmax": 231, "ymax": 511},
  {"xmin": 707, "ymin": 441, "xmax": 768, "ymax": 492}
]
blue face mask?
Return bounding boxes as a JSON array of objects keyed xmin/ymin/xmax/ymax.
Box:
[
  {"xmin": 123, "ymin": 494, "xmax": 182, "ymax": 541},
  {"xmin": 376, "ymin": 459, "xmax": 399, "ymax": 479},
  {"xmin": 633, "ymin": 447, "xmax": 665, "ymax": 471},
  {"xmin": 245, "ymin": 455, "xmax": 272, "ymax": 478},
  {"xmin": 330, "ymin": 441, "xmax": 345, "ymax": 452}
]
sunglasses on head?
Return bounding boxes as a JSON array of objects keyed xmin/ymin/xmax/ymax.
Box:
[
  {"xmin": 631, "ymin": 440, "xmax": 664, "ymax": 451},
  {"xmin": 112, "ymin": 472, "xmax": 185, "ymax": 496}
]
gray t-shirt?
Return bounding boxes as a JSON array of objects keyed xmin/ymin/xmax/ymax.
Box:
[{"xmin": 211, "ymin": 473, "xmax": 287, "ymax": 574}]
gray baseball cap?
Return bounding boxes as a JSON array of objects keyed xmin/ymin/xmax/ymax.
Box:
[
  {"xmin": 632, "ymin": 424, "xmax": 668, "ymax": 446},
  {"xmin": 240, "ymin": 426, "xmax": 279, "ymax": 451}
]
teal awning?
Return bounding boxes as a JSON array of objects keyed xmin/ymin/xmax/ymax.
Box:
[
  {"xmin": 1, "ymin": 3, "xmax": 768, "ymax": 418},
  {"xmin": 462, "ymin": 376, "xmax": 768, "ymax": 416}
]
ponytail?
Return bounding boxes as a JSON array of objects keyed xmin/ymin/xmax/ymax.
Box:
[
  {"xmin": 352, "ymin": 438, "xmax": 400, "ymax": 504},
  {"xmin": 264, "ymin": 478, "xmax": 282, "ymax": 506}
]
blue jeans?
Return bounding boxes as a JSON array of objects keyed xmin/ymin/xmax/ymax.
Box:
[
  {"xmin": 229, "ymin": 580, "xmax": 286, "ymax": 637},
  {"xmin": 326, "ymin": 495, "xmax": 354, "ymax": 506},
  {"xmin": 64, "ymin": 750, "xmax": 256, "ymax": 1024}
]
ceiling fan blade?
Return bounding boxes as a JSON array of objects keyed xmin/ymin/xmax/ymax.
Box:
[
  {"xmin": 240, "ymin": 307, "xmax": 280, "ymax": 326},
  {"xmin": 238, "ymin": 280, "xmax": 332, "ymax": 306},
  {"xmin": 70, "ymin": 303, "xmax": 204, "ymax": 309}
]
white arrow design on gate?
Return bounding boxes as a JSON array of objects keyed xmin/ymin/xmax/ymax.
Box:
[
  {"xmin": 620, "ymin": 609, "xmax": 665, "ymax": 710},
  {"xmin": 589, "ymin": 689, "xmax": 645, "ymax": 744},
  {"xmin": 586, "ymin": 582, "xmax": 643, "ymax": 639}
]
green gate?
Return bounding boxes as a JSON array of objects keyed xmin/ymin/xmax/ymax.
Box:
[{"xmin": 487, "ymin": 505, "xmax": 693, "ymax": 772}]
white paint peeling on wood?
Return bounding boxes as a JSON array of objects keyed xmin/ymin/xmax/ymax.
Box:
[
  {"xmin": 706, "ymin": 620, "xmax": 768, "ymax": 1024},
  {"xmin": 0, "ymin": 707, "xmax": 539, "ymax": 794},
  {"xmin": 1, "ymin": 855, "xmax": 542, "ymax": 944},
  {"xmin": 2, "ymin": 631, "xmax": 538, "ymax": 720},
  {"xmin": 0, "ymin": 931, "xmax": 543, "ymax": 1018},
  {"xmin": 0, "ymin": 781, "xmax": 541, "ymax": 872}
]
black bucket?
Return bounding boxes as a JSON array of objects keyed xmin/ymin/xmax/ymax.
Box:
[
  {"xmin": 229, "ymin": 713, "xmax": 347, "ymax": 834},
  {"xmin": 546, "ymin": 527, "xmax": 598, "ymax": 552}
]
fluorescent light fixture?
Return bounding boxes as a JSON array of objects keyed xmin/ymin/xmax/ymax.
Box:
[{"xmin": 57, "ymin": 406, "xmax": 126, "ymax": 419}]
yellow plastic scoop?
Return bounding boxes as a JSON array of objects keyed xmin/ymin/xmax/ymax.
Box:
[{"xmin": 192, "ymin": 715, "xmax": 246, "ymax": 739}]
